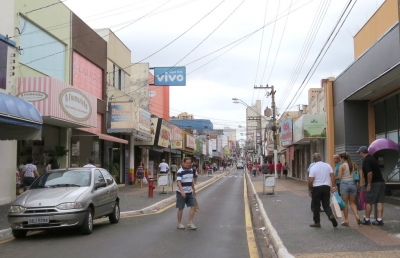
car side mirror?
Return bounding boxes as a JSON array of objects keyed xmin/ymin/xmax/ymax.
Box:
[{"xmin": 95, "ymin": 182, "xmax": 107, "ymax": 190}]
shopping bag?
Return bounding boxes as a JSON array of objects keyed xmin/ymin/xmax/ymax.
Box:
[
  {"xmin": 142, "ymin": 177, "xmax": 148, "ymax": 185},
  {"xmin": 330, "ymin": 194, "xmax": 342, "ymax": 218},
  {"xmin": 334, "ymin": 192, "xmax": 346, "ymax": 210},
  {"xmin": 357, "ymin": 187, "xmax": 366, "ymax": 211}
]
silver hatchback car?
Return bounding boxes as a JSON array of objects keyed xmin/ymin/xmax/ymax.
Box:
[{"xmin": 8, "ymin": 168, "xmax": 120, "ymax": 238}]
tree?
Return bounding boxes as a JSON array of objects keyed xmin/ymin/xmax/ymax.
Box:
[{"xmin": 44, "ymin": 145, "xmax": 69, "ymax": 166}]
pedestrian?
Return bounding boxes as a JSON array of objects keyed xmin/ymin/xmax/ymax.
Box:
[
  {"xmin": 170, "ymin": 161, "xmax": 178, "ymax": 181},
  {"xmin": 282, "ymin": 162, "xmax": 289, "ymax": 179},
  {"xmin": 248, "ymin": 163, "xmax": 253, "ymax": 175},
  {"xmin": 136, "ymin": 161, "xmax": 145, "ymax": 187},
  {"xmin": 16, "ymin": 168, "xmax": 22, "ymax": 195},
  {"xmin": 45, "ymin": 157, "xmax": 59, "ymax": 172},
  {"xmin": 357, "ymin": 146, "xmax": 386, "ymax": 226},
  {"xmin": 256, "ymin": 163, "xmax": 261, "ymax": 176},
  {"xmin": 333, "ymin": 154, "xmax": 342, "ymax": 196},
  {"xmin": 277, "ymin": 161, "xmax": 282, "ymax": 178},
  {"xmin": 337, "ymin": 152, "xmax": 361, "ymax": 226},
  {"xmin": 83, "ymin": 157, "xmax": 96, "ymax": 168},
  {"xmin": 159, "ymin": 159, "xmax": 169, "ymax": 174},
  {"xmin": 308, "ymin": 153, "xmax": 338, "ymax": 228},
  {"xmin": 22, "ymin": 157, "xmax": 40, "ymax": 190},
  {"xmin": 308, "ymin": 161, "xmax": 323, "ymax": 212},
  {"xmin": 192, "ymin": 162, "xmax": 198, "ymax": 184},
  {"xmin": 252, "ymin": 163, "xmax": 257, "ymax": 177},
  {"xmin": 268, "ymin": 161, "xmax": 274, "ymax": 175},
  {"xmin": 223, "ymin": 161, "xmax": 227, "ymax": 171},
  {"xmin": 176, "ymin": 157, "xmax": 197, "ymax": 230},
  {"xmin": 261, "ymin": 161, "xmax": 269, "ymax": 174}
]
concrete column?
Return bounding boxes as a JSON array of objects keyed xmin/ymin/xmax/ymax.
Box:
[
  {"xmin": 59, "ymin": 128, "xmax": 71, "ymax": 168},
  {"xmin": 143, "ymin": 148, "xmax": 149, "ymax": 177},
  {"xmin": 325, "ymin": 77, "xmax": 335, "ymax": 168},
  {"xmin": 130, "ymin": 135, "xmax": 135, "ymax": 184},
  {"xmin": 0, "ymin": 140, "xmax": 17, "ymax": 205}
]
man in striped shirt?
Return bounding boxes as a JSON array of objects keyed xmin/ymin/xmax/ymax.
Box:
[{"xmin": 176, "ymin": 157, "xmax": 197, "ymax": 230}]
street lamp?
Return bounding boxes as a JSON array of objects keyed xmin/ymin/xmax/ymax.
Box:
[{"xmin": 232, "ymin": 97, "xmax": 278, "ymax": 179}]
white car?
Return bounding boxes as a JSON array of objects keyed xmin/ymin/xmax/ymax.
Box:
[{"xmin": 237, "ymin": 162, "xmax": 244, "ymax": 169}]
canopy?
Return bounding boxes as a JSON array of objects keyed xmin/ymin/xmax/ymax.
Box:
[{"xmin": 0, "ymin": 93, "xmax": 42, "ymax": 140}]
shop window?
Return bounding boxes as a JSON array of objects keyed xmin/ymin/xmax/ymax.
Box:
[
  {"xmin": 374, "ymin": 101, "xmax": 385, "ymax": 135},
  {"xmin": 18, "ymin": 17, "xmax": 65, "ymax": 81},
  {"xmin": 385, "ymin": 95, "xmax": 398, "ymax": 132}
]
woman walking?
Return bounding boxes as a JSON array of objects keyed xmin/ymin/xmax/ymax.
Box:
[
  {"xmin": 337, "ymin": 152, "xmax": 361, "ymax": 226},
  {"xmin": 136, "ymin": 161, "xmax": 145, "ymax": 187},
  {"xmin": 282, "ymin": 162, "xmax": 289, "ymax": 179},
  {"xmin": 22, "ymin": 157, "xmax": 39, "ymax": 190}
]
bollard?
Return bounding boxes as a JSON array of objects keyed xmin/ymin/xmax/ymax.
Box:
[{"xmin": 148, "ymin": 178, "xmax": 155, "ymax": 198}]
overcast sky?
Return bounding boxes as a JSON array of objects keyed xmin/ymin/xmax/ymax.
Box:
[{"xmin": 64, "ymin": 0, "xmax": 384, "ymax": 137}]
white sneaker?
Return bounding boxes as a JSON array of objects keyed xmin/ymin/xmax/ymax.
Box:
[
  {"xmin": 177, "ymin": 224, "xmax": 185, "ymax": 230},
  {"xmin": 187, "ymin": 223, "xmax": 197, "ymax": 230}
]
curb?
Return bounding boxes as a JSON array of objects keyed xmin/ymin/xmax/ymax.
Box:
[
  {"xmin": 0, "ymin": 170, "xmax": 231, "ymax": 241},
  {"xmin": 120, "ymin": 170, "xmax": 231, "ymax": 218},
  {"xmin": 245, "ymin": 172, "xmax": 294, "ymax": 258}
]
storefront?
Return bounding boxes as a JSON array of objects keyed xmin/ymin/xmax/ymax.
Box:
[
  {"xmin": 292, "ymin": 114, "xmax": 326, "ymax": 180},
  {"xmin": 182, "ymin": 131, "xmax": 195, "ymax": 161},
  {"xmin": 17, "ymin": 77, "xmax": 98, "ymax": 170},
  {"xmin": 171, "ymin": 125, "xmax": 183, "ymax": 165},
  {"xmin": 280, "ymin": 118, "xmax": 294, "ymax": 177},
  {"xmin": 108, "ymin": 101, "xmax": 151, "ymax": 183},
  {"xmin": 0, "ymin": 92, "xmax": 43, "ymax": 205}
]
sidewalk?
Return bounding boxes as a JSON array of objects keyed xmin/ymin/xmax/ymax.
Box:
[
  {"xmin": 0, "ymin": 170, "xmax": 226, "ymax": 232},
  {"xmin": 250, "ymin": 175, "xmax": 400, "ymax": 257}
]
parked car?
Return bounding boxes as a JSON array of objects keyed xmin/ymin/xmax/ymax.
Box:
[
  {"xmin": 237, "ymin": 162, "xmax": 244, "ymax": 169},
  {"xmin": 8, "ymin": 168, "xmax": 120, "ymax": 239}
]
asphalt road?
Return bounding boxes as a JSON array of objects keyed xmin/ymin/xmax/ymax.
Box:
[{"xmin": 0, "ymin": 169, "xmax": 253, "ymax": 258}]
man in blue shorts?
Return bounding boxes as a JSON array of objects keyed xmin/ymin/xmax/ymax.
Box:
[{"xmin": 176, "ymin": 157, "xmax": 197, "ymax": 230}]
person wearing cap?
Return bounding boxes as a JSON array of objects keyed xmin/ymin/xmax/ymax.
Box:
[{"xmin": 357, "ymin": 146, "xmax": 385, "ymax": 226}]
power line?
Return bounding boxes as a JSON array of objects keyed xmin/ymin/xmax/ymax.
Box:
[
  {"xmin": 25, "ymin": 0, "xmax": 67, "ymax": 14},
  {"xmin": 282, "ymin": 0, "xmax": 356, "ymax": 114},
  {"xmin": 266, "ymin": 0, "xmax": 294, "ymax": 85},
  {"xmin": 252, "ymin": 0, "xmax": 269, "ymax": 106},
  {"xmin": 277, "ymin": 0, "xmax": 330, "ymax": 108}
]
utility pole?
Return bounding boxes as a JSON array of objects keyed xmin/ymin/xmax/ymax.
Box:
[{"xmin": 254, "ymin": 85, "xmax": 278, "ymax": 179}]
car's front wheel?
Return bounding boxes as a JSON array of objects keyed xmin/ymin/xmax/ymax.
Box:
[
  {"xmin": 80, "ymin": 207, "xmax": 93, "ymax": 235},
  {"xmin": 12, "ymin": 229, "xmax": 27, "ymax": 239},
  {"xmin": 109, "ymin": 201, "xmax": 120, "ymax": 224}
]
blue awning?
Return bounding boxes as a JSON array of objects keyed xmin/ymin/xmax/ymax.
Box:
[{"xmin": 0, "ymin": 93, "xmax": 43, "ymax": 140}]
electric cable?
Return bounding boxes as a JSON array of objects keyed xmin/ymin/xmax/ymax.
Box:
[
  {"xmin": 277, "ymin": 0, "xmax": 330, "ymax": 108},
  {"xmin": 251, "ymin": 0, "xmax": 269, "ymax": 106},
  {"xmin": 25, "ymin": 0, "xmax": 67, "ymax": 14},
  {"xmin": 281, "ymin": 0, "xmax": 356, "ymax": 114}
]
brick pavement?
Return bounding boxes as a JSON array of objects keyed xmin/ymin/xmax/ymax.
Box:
[{"xmin": 249, "ymin": 174, "xmax": 400, "ymax": 257}]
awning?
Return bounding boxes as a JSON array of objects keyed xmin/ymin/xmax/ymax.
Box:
[
  {"xmin": 98, "ymin": 133, "xmax": 128, "ymax": 144},
  {"xmin": 0, "ymin": 92, "xmax": 42, "ymax": 140}
]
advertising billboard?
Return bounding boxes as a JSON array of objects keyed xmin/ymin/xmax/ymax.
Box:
[
  {"xmin": 186, "ymin": 135, "xmax": 196, "ymax": 149},
  {"xmin": 154, "ymin": 67, "xmax": 186, "ymax": 86},
  {"xmin": 280, "ymin": 119, "xmax": 293, "ymax": 147},
  {"xmin": 110, "ymin": 102, "xmax": 133, "ymax": 129},
  {"xmin": 134, "ymin": 117, "xmax": 158, "ymax": 145},
  {"xmin": 138, "ymin": 108, "xmax": 151, "ymax": 135},
  {"xmin": 303, "ymin": 114, "xmax": 326, "ymax": 138},
  {"xmin": 157, "ymin": 119, "xmax": 172, "ymax": 148}
]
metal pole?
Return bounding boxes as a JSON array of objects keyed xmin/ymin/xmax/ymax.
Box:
[{"xmin": 271, "ymin": 85, "xmax": 278, "ymax": 179}]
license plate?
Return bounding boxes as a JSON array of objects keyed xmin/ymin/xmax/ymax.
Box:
[{"xmin": 28, "ymin": 217, "xmax": 49, "ymax": 224}]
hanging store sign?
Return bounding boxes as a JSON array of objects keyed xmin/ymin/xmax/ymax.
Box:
[
  {"xmin": 171, "ymin": 141, "xmax": 182, "ymax": 149},
  {"xmin": 138, "ymin": 108, "xmax": 151, "ymax": 135},
  {"xmin": 157, "ymin": 119, "xmax": 172, "ymax": 148},
  {"xmin": 185, "ymin": 135, "xmax": 195, "ymax": 149},
  {"xmin": 280, "ymin": 119, "xmax": 293, "ymax": 146},
  {"xmin": 154, "ymin": 67, "xmax": 186, "ymax": 86},
  {"xmin": 110, "ymin": 102, "xmax": 133, "ymax": 129},
  {"xmin": 17, "ymin": 91, "xmax": 48, "ymax": 102}
]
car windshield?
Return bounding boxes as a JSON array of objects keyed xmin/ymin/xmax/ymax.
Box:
[{"xmin": 30, "ymin": 170, "xmax": 91, "ymax": 189}]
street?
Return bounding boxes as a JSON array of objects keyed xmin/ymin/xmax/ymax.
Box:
[{"xmin": 0, "ymin": 169, "xmax": 257, "ymax": 258}]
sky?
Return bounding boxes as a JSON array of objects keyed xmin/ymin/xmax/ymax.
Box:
[{"xmin": 64, "ymin": 0, "xmax": 385, "ymax": 137}]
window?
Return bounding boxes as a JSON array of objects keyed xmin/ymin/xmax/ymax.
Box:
[
  {"xmin": 101, "ymin": 169, "xmax": 114, "ymax": 185},
  {"xmin": 19, "ymin": 17, "xmax": 65, "ymax": 81},
  {"xmin": 113, "ymin": 64, "xmax": 126, "ymax": 91},
  {"xmin": 94, "ymin": 169, "xmax": 106, "ymax": 185},
  {"xmin": 0, "ymin": 40, "xmax": 8, "ymax": 90}
]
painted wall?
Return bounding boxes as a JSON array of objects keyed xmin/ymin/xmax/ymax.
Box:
[
  {"xmin": 353, "ymin": 0, "xmax": 398, "ymax": 59},
  {"xmin": 14, "ymin": 0, "xmax": 71, "ymax": 83},
  {"xmin": 149, "ymin": 72, "xmax": 170, "ymax": 121},
  {"xmin": 0, "ymin": 141, "xmax": 17, "ymax": 205}
]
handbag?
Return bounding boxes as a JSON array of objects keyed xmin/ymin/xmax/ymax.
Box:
[
  {"xmin": 356, "ymin": 187, "xmax": 366, "ymax": 211},
  {"xmin": 330, "ymin": 194, "xmax": 342, "ymax": 218},
  {"xmin": 142, "ymin": 177, "xmax": 148, "ymax": 185},
  {"xmin": 334, "ymin": 192, "xmax": 346, "ymax": 210},
  {"xmin": 353, "ymin": 170, "xmax": 360, "ymax": 182}
]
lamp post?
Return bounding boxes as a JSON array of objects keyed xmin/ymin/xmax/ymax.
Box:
[{"xmin": 232, "ymin": 98, "xmax": 278, "ymax": 179}]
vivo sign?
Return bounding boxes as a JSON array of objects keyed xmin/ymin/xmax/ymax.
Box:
[{"xmin": 154, "ymin": 67, "xmax": 186, "ymax": 86}]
